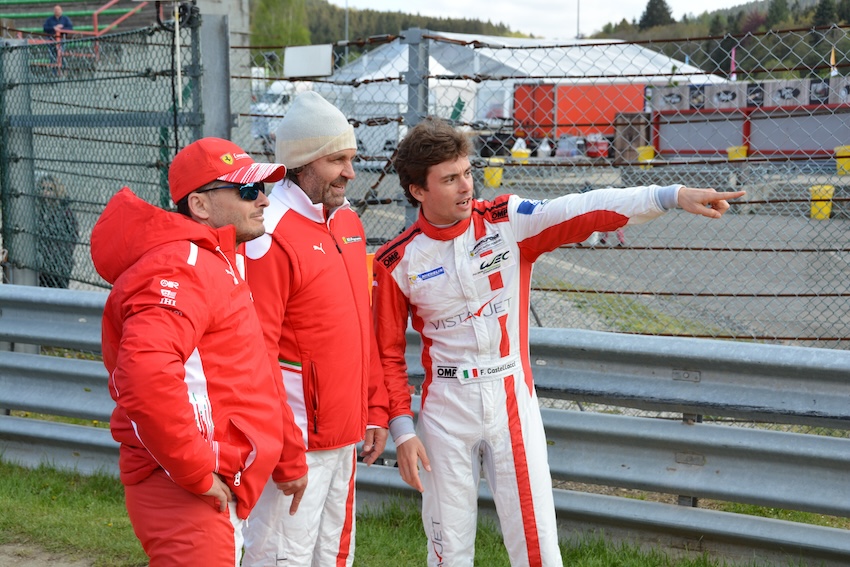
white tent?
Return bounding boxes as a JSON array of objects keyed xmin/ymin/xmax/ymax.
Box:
[
  {"xmin": 309, "ymin": 31, "xmax": 726, "ymax": 158},
  {"xmin": 319, "ymin": 31, "xmax": 723, "ymax": 126}
]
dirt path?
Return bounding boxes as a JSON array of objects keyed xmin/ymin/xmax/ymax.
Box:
[{"xmin": 0, "ymin": 544, "xmax": 91, "ymax": 567}]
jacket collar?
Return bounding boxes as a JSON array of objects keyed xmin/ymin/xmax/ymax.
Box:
[
  {"xmin": 269, "ymin": 178, "xmax": 351, "ymax": 224},
  {"xmin": 91, "ymin": 187, "xmax": 235, "ymax": 284},
  {"xmin": 415, "ymin": 208, "xmax": 472, "ymax": 241}
]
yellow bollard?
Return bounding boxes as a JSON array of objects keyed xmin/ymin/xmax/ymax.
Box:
[
  {"xmin": 637, "ymin": 145, "xmax": 654, "ymax": 169},
  {"xmin": 511, "ymin": 148, "xmax": 531, "ymax": 164},
  {"xmin": 727, "ymin": 145, "xmax": 748, "ymax": 161},
  {"xmin": 483, "ymin": 157, "xmax": 505, "ymax": 188},
  {"xmin": 809, "ymin": 185, "xmax": 835, "ymax": 220},
  {"xmin": 835, "ymin": 146, "xmax": 850, "ymax": 176}
]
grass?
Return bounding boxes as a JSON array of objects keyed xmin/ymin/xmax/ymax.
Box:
[
  {"xmin": 569, "ymin": 291, "xmax": 732, "ymax": 336},
  {"xmin": 10, "ymin": 410, "xmax": 108, "ymax": 428},
  {"xmin": 712, "ymin": 501, "xmax": 850, "ymax": 530},
  {"xmin": 0, "ymin": 459, "xmax": 830, "ymax": 567},
  {"xmin": 0, "ymin": 461, "xmax": 144, "ymax": 567}
]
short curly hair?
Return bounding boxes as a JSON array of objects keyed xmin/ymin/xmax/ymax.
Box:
[{"xmin": 394, "ymin": 117, "xmax": 471, "ymax": 207}]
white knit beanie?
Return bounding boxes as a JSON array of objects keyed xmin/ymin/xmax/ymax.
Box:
[{"xmin": 274, "ymin": 91, "xmax": 357, "ymax": 169}]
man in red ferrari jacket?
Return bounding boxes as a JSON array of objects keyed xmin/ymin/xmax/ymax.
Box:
[
  {"xmin": 91, "ymin": 138, "xmax": 308, "ymax": 566},
  {"xmin": 241, "ymin": 91, "xmax": 389, "ymax": 566}
]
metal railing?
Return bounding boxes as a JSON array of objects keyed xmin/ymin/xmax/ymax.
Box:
[{"xmin": 2, "ymin": 283, "xmax": 850, "ymax": 565}]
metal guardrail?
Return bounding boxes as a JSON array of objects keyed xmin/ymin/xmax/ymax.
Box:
[{"xmin": 2, "ymin": 283, "xmax": 850, "ymax": 565}]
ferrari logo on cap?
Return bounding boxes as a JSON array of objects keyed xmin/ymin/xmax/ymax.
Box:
[{"xmin": 220, "ymin": 153, "xmax": 234, "ymax": 165}]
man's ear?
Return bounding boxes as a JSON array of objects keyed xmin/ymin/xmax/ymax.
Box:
[
  {"xmin": 409, "ymin": 183, "xmax": 427, "ymax": 204},
  {"xmin": 187, "ymin": 193, "xmax": 212, "ymax": 221}
]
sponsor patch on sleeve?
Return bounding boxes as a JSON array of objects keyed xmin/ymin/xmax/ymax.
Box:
[
  {"xmin": 517, "ymin": 199, "xmax": 549, "ymax": 215},
  {"xmin": 342, "ymin": 235, "xmax": 363, "ymax": 244}
]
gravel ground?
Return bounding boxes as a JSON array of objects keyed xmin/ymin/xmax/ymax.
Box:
[{"xmin": 0, "ymin": 544, "xmax": 91, "ymax": 567}]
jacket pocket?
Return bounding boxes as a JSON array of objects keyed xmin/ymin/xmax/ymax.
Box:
[
  {"xmin": 217, "ymin": 418, "xmax": 257, "ymax": 487},
  {"xmin": 307, "ymin": 360, "xmax": 320, "ymax": 434}
]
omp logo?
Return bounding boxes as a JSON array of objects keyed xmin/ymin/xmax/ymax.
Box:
[
  {"xmin": 219, "ymin": 153, "xmax": 234, "ymax": 165},
  {"xmin": 381, "ymin": 250, "xmax": 399, "ymax": 267},
  {"xmin": 436, "ymin": 366, "xmax": 457, "ymax": 377},
  {"xmin": 491, "ymin": 206, "xmax": 508, "ymax": 220}
]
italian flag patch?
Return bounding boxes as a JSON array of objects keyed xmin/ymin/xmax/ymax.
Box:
[{"xmin": 463, "ymin": 368, "xmax": 479, "ymax": 379}]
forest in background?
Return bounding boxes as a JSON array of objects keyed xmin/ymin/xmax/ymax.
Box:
[
  {"xmin": 250, "ymin": 0, "xmax": 846, "ymax": 47},
  {"xmin": 249, "ymin": 0, "xmax": 848, "ymax": 81}
]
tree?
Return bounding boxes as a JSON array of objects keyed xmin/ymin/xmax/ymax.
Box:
[
  {"xmin": 809, "ymin": 0, "xmax": 836, "ymax": 48},
  {"xmin": 638, "ymin": 0, "xmax": 675, "ymax": 30},
  {"xmin": 251, "ymin": 0, "xmax": 310, "ymax": 47},
  {"xmin": 741, "ymin": 10, "xmax": 768, "ymax": 34},
  {"xmin": 813, "ymin": 0, "xmax": 837, "ymax": 27},
  {"xmin": 708, "ymin": 13, "xmax": 727, "ymax": 36},
  {"xmin": 767, "ymin": 0, "xmax": 790, "ymax": 27},
  {"xmin": 601, "ymin": 18, "xmax": 636, "ymax": 36},
  {"xmin": 839, "ymin": 0, "xmax": 850, "ymax": 22}
]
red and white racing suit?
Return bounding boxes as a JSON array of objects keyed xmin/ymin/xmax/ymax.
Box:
[{"xmin": 372, "ymin": 185, "xmax": 679, "ymax": 567}]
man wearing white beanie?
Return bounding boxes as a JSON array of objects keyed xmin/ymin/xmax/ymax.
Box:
[{"xmin": 242, "ymin": 91, "xmax": 389, "ymax": 567}]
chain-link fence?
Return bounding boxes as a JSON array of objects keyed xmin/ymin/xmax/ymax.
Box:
[
  {"xmin": 0, "ymin": 21, "xmax": 201, "ymax": 290},
  {"xmin": 232, "ymin": 26, "xmax": 850, "ymax": 349}
]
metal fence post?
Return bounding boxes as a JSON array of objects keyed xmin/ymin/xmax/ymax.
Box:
[
  {"xmin": 199, "ymin": 14, "xmax": 233, "ymax": 140},
  {"xmin": 0, "ymin": 43, "xmax": 37, "ymax": 353},
  {"xmin": 678, "ymin": 412, "xmax": 703, "ymax": 508},
  {"xmin": 0, "ymin": 40, "xmax": 38, "ymax": 288},
  {"xmin": 401, "ymin": 28, "xmax": 429, "ymax": 228},
  {"xmin": 188, "ymin": 13, "xmax": 203, "ymax": 143}
]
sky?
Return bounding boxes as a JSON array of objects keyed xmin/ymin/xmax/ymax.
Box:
[{"xmin": 328, "ymin": 0, "xmax": 751, "ymax": 40}]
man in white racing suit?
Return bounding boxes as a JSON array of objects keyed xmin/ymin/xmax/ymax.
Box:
[{"xmin": 371, "ymin": 117, "xmax": 745, "ymax": 567}]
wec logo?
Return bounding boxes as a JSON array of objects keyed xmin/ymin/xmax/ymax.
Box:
[
  {"xmin": 472, "ymin": 250, "xmax": 512, "ymax": 279},
  {"xmin": 479, "ymin": 251, "xmax": 509, "ymax": 272}
]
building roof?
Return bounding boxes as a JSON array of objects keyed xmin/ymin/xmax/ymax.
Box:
[{"xmin": 332, "ymin": 30, "xmax": 723, "ymax": 86}]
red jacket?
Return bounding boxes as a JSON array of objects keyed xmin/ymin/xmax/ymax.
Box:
[
  {"xmin": 91, "ymin": 188, "xmax": 307, "ymax": 519},
  {"xmin": 244, "ymin": 180, "xmax": 389, "ymax": 451}
]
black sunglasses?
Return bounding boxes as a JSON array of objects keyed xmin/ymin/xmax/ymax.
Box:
[{"xmin": 195, "ymin": 182, "xmax": 266, "ymax": 201}]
